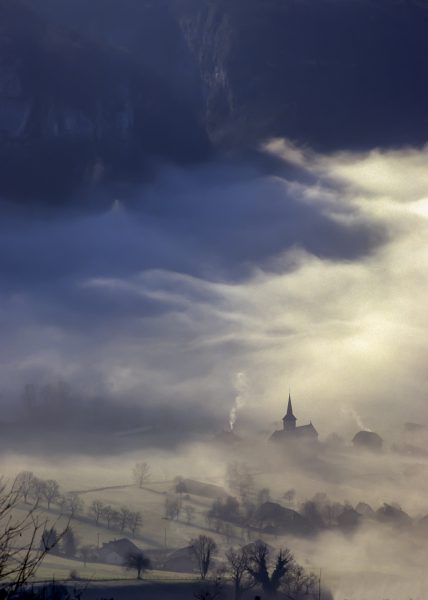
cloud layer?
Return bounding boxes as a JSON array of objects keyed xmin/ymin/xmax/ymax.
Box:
[{"xmin": 1, "ymin": 142, "xmax": 428, "ymax": 441}]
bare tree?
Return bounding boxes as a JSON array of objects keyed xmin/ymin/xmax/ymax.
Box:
[
  {"xmin": 15, "ymin": 471, "xmax": 35, "ymax": 504},
  {"xmin": 43, "ymin": 480, "xmax": 60, "ymax": 510},
  {"xmin": 118, "ymin": 507, "xmax": 131, "ymax": 532},
  {"xmin": 281, "ymin": 563, "xmax": 318, "ymax": 599},
  {"xmin": 225, "ymin": 547, "xmax": 254, "ymax": 600},
  {"xmin": 123, "ymin": 551, "xmax": 151, "ymax": 579},
  {"xmin": 29, "ymin": 477, "xmax": 45, "ymax": 504},
  {"xmin": 165, "ymin": 496, "xmax": 181, "ymax": 520},
  {"xmin": 63, "ymin": 493, "xmax": 84, "ymax": 518},
  {"xmin": 132, "ymin": 462, "xmax": 151, "ymax": 488},
  {"xmin": 128, "ymin": 511, "xmax": 143, "ymax": 536},
  {"xmin": 189, "ymin": 535, "xmax": 217, "ymax": 580},
  {"xmin": 89, "ymin": 499, "xmax": 104, "ymax": 525},
  {"xmin": 102, "ymin": 505, "xmax": 119, "ymax": 529},
  {"xmin": 283, "ymin": 489, "xmax": 296, "ymax": 506},
  {"xmin": 0, "ymin": 478, "xmax": 68, "ymax": 598}
]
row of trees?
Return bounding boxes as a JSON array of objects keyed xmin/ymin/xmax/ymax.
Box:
[
  {"xmin": 88, "ymin": 500, "xmax": 143, "ymax": 535},
  {"xmin": 1, "ymin": 474, "xmax": 322, "ymax": 600},
  {"xmin": 15, "ymin": 471, "xmax": 144, "ymax": 537},
  {"xmin": 190, "ymin": 535, "xmax": 319, "ymax": 600},
  {"xmin": 118, "ymin": 535, "xmax": 319, "ymax": 600},
  {"xmin": 16, "ymin": 471, "xmax": 83, "ymax": 515}
]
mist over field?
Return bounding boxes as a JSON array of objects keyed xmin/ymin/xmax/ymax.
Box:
[{"xmin": 2, "ymin": 429, "xmax": 428, "ymax": 600}]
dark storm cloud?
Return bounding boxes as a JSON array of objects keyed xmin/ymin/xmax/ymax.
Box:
[{"xmin": 0, "ymin": 161, "xmax": 384, "ymax": 292}]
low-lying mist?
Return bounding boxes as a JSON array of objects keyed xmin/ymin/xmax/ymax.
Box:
[
  {"xmin": 2, "ymin": 433, "xmax": 428, "ymax": 600},
  {"xmin": 2, "ymin": 139, "xmax": 428, "ymax": 598}
]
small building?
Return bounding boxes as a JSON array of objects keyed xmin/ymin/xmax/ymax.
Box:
[
  {"xmin": 270, "ymin": 394, "xmax": 318, "ymax": 443},
  {"xmin": 252, "ymin": 501, "xmax": 314, "ymax": 536},
  {"xmin": 98, "ymin": 538, "xmax": 141, "ymax": 565},
  {"xmin": 352, "ymin": 430, "xmax": 383, "ymax": 452}
]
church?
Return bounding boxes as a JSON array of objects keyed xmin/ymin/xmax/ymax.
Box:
[{"xmin": 270, "ymin": 394, "xmax": 318, "ymax": 442}]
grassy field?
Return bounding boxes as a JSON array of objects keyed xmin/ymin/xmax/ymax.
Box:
[
  {"xmin": 33, "ymin": 554, "xmax": 197, "ymax": 584},
  {"xmin": 4, "ymin": 449, "xmax": 428, "ymax": 599}
]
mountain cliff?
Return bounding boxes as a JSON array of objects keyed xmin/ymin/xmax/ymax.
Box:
[
  {"xmin": 175, "ymin": 0, "xmax": 428, "ymax": 149},
  {"xmin": 0, "ymin": 0, "xmax": 209, "ymax": 202},
  {"xmin": 2, "ymin": 0, "xmax": 428, "ymax": 203}
]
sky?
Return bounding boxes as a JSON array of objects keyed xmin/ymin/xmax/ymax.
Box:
[{"xmin": 2, "ymin": 138, "xmax": 428, "ymax": 442}]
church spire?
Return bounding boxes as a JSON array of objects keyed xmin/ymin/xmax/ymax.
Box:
[
  {"xmin": 283, "ymin": 391, "xmax": 297, "ymax": 431},
  {"xmin": 286, "ymin": 392, "xmax": 294, "ymax": 417}
]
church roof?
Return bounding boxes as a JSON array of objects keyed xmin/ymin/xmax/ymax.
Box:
[
  {"xmin": 295, "ymin": 422, "xmax": 318, "ymax": 437},
  {"xmin": 270, "ymin": 422, "xmax": 318, "ymax": 442}
]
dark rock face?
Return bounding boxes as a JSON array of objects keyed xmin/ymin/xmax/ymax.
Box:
[
  {"xmin": 3, "ymin": 0, "xmax": 428, "ymax": 203},
  {"xmin": 176, "ymin": 0, "xmax": 428, "ymax": 150},
  {"xmin": 0, "ymin": 0, "xmax": 210, "ymax": 202}
]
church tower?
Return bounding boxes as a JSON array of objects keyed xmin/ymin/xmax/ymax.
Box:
[{"xmin": 283, "ymin": 393, "xmax": 297, "ymax": 432}]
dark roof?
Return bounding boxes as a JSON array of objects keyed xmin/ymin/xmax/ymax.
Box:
[
  {"xmin": 295, "ymin": 423, "xmax": 318, "ymax": 437},
  {"xmin": 181, "ymin": 479, "xmax": 228, "ymax": 500},
  {"xmin": 252, "ymin": 502, "xmax": 314, "ymax": 536},
  {"xmin": 353, "ymin": 430, "xmax": 383, "ymax": 449},
  {"xmin": 99, "ymin": 538, "xmax": 140, "ymax": 558},
  {"xmin": 270, "ymin": 422, "xmax": 318, "ymax": 442}
]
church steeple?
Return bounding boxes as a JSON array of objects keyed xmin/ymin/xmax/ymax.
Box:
[{"xmin": 283, "ymin": 392, "xmax": 297, "ymax": 431}]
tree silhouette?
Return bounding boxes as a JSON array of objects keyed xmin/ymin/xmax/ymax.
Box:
[
  {"xmin": 189, "ymin": 535, "xmax": 217, "ymax": 580},
  {"xmin": 0, "ymin": 478, "xmax": 68, "ymax": 597},
  {"xmin": 225, "ymin": 547, "xmax": 254, "ymax": 600},
  {"xmin": 43, "ymin": 480, "xmax": 60, "ymax": 510},
  {"xmin": 246, "ymin": 541, "xmax": 294, "ymax": 597},
  {"xmin": 15, "ymin": 471, "xmax": 35, "ymax": 504},
  {"xmin": 133, "ymin": 462, "xmax": 151, "ymax": 488},
  {"xmin": 89, "ymin": 499, "xmax": 105, "ymax": 525},
  {"xmin": 124, "ymin": 551, "xmax": 151, "ymax": 579}
]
